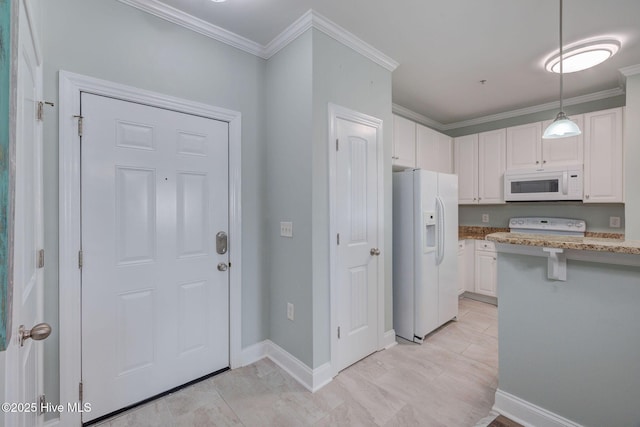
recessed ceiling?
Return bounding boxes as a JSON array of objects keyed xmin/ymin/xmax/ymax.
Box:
[{"xmin": 142, "ymin": 0, "xmax": 640, "ymax": 127}]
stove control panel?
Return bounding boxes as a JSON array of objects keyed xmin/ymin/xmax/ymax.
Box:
[{"xmin": 509, "ymin": 217, "xmax": 586, "ymax": 236}]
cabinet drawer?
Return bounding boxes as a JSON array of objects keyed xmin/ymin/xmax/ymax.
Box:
[
  {"xmin": 458, "ymin": 240, "xmax": 465, "ymax": 251},
  {"xmin": 475, "ymin": 240, "xmax": 496, "ymax": 252}
]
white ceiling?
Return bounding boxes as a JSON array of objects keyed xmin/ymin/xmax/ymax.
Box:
[{"xmin": 150, "ymin": 0, "xmax": 640, "ymax": 126}]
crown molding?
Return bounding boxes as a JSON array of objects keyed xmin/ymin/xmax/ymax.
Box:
[
  {"xmin": 117, "ymin": 0, "xmax": 265, "ymax": 57},
  {"xmin": 620, "ymin": 64, "xmax": 640, "ymax": 77},
  {"xmin": 392, "ymin": 104, "xmax": 445, "ymax": 131},
  {"xmin": 117, "ymin": 1, "xmax": 399, "ymax": 70},
  {"xmin": 440, "ymin": 87, "xmax": 625, "ymax": 131}
]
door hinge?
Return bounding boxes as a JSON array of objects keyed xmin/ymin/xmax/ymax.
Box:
[
  {"xmin": 37, "ymin": 101, "xmax": 54, "ymax": 121},
  {"xmin": 73, "ymin": 115, "xmax": 84, "ymax": 137},
  {"xmin": 78, "ymin": 250, "xmax": 83, "ymax": 269},
  {"xmin": 337, "ymin": 233, "xmax": 340, "ymax": 245},
  {"xmin": 336, "ymin": 138, "xmax": 339, "ymax": 151},
  {"xmin": 79, "ymin": 382, "xmax": 83, "ymax": 402},
  {"xmin": 337, "ymin": 326, "xmax": 341, "ymax": 339},
  {"xmin": 37, "ymin": 249, "xmax": 45, "ymax": 269},
  {"xmin": 38, "ymin": 394, "xmax": 46, "ymax": 415}
]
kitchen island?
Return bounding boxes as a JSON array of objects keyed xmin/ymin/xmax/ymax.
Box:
[{"xmin": 484, "ymin": 232, "xmax": 640, "ymax": 427}]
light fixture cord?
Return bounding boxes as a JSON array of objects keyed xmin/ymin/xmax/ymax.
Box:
[{"xmin": 559, "ymin": 0, "xmax": 564, "ymax": 113}]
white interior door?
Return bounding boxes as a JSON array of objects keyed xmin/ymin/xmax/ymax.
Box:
[
  {"xmin": 5, "ymin": 1, "xmax": 46, "ymax": 426},
  {"xmin": 335, "ymin": 117, "xmax": 379, "ymax": 372},
  {"xmin": 80, "ymin": 93, "xmax": 229, "ymax": 422}
]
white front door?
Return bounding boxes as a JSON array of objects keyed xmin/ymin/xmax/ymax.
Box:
[
  {"xmin": 80, "ymin": 93, "xmax": 230, "ymax": 422},
  {"xmin": 5, "ymin": 1, "xmax": 46, "ymax": 426},
  {"xmin": 335, "ymin": 117, "xmax": 380, "ymax": 372}
]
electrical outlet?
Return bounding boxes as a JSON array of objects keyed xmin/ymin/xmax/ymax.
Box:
[
  {"xmin": 482, "ymin": 214, "xmax": 490, "ymax": 223},
  {"xmin": 280, "ymin": 221, "xmax": 293, "ymax": 237},
  {"xmin": 287, "ymin": 303, "xmax": 294, "ymax": 321},
  {"xmin": 609, "ymin": 216, "xmax": 621, "ymax": 228}
]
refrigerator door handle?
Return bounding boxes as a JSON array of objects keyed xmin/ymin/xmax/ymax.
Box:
[{"xmin": 435, "ymin": 196, "xmax": 445, "ymax": 266}]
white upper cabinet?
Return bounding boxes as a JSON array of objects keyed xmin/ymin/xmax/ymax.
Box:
[
  {"xmin": 478, "ymin": 129, "xmax": 506, "ymax": 204},
  {"xmin": 541, "ymin": 114, "xmax": 584, "ymax": 167},
  {"xmin": 506, "ymin": 118, "xmax": 583, "ymax": 170},
  {"xmin": 417, "ymin": 124, "xmax": 453, "ymax": 173},
  {"xmin": 454, "ymin": 134, "xmax": 479, "ymax": 204},
  {"xmin": 506, "ymin": 122, "xmax": 542, "ymax": 169},
  {"xmin": 393, "ymin": 114, "xmax": 416, "ymax": 168},
  {"xmin": 583, "ymin": 108, "xmax": 623, "ymax": 203}
]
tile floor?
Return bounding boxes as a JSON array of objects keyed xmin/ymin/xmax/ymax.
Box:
[{"xmin": 96, "ymin": 298, "xmax": 498, "ymax": 426}]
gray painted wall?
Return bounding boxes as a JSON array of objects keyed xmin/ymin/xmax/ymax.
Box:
[
  {"xmin": 311, "ymin": 30, "xmax": 393, "ymax": 367},
  {"xmin": 460, "ymin": 203, "xmax": 625, "ymax": 232},
  {"xmin": 265, "ymin": 31, "xmax": 314, "ymax": 366},
  {"xmin": 624, "ymin": 74, "xmax": 640, "ymax": 239},
  {"xmin": 41, "ymin": 0, "xmax": 267, "ymax": 413},
  {"xmin": 497, "ymin": 253, "xmax": 640, "ymax": 426}
]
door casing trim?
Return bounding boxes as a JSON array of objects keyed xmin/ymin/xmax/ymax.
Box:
[
  {"xmin": 328, "ymin": 103, "xmax": 384, "ymax": 378},
  {"xmin": 58, "ymin": 71, "xmax": 242, "ymax": 426}
]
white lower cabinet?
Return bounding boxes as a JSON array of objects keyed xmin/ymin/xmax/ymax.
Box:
[{"xmin": 474, "ymin": 240, "xmax": 497, "ymax": 297}]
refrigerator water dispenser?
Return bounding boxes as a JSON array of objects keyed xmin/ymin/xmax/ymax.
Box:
[{"xmin": 423, "ymin": 211, "xmax": 436, "ymax": 253}]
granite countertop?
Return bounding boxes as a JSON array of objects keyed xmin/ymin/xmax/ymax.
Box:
[
  {"xmin": 458, "ymin": 226, "xmax": 509, "ymax": 240},
  {"xmin": 485, "ymin": 232, "xmax": 640, "ymax": 255}
]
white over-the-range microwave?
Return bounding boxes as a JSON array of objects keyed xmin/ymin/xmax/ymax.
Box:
[{"xmin": 504, "ymin": 166, "xmax": 583, "ymax": 201}]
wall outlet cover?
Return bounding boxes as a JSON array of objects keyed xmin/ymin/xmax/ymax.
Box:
[
  {"xmin": 287, "ymin": 302, "xmax": 294, "ymax": 321},
  {"xmin": 609, "ymin": 216, "xmax": 621, "ymax": 228},
  {"xmin": 482, "ymin": 214, "xmax": 490, "ymax": 223}
]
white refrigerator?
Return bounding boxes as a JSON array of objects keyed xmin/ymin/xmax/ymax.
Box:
[{"xmin": 393, "ymin": 169, "xmax": 458, "ymax": 343}]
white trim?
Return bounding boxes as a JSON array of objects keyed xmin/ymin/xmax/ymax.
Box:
[
  {"xmin": 239, "ymin": 340, "xmax": 268, "ymax": 367},
  {"xmin": 58, "ymin": 71, "xmax": 242, "ymax": 426},
  {"xmin": 115, "ymin": 2, "xmax": 398, "ymax": 71},
  {"xmin": 116, "ymin": 0, "xmax": 263, "ymax": 57},
  {"xmin": 394, "ymin": 87, "xmax": 625, "ymax": 132},
  {"xmin": 493, "ymin": 389, "xmax": 585, "ymax": 427},
  {"xmin": 239, "ymin": 340, "xmax": 333, "ymax": 392},
  {"xmin": 328, "ymin": 104, "xmax": 385, "ymax": 378},
  {"xmin": 23, "ymin": 0, "xmax": 42, "ymax": 66},
  {"xmin": 620, "ymin": 64, "xmax": 640, "ymax": 77},
  {"xmin": 382, "ymin": 330, "xmax": 397, "ymax": 349},
  {"xmin": 307, "ymin": 11, "xmax": 398, "ymax": 71}
]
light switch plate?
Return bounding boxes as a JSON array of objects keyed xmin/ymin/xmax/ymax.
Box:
[
  {"xmin": 280, "ymin": 221, "xmax": 293, "ymax": 237},
  {"xmin": 287, "ymin": 303, "xmax": 294, "ymax": 321}
]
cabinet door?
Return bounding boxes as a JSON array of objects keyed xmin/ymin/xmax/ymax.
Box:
[
  {"xmin": 393, "ymin": 114, "xmax": 416, "ymax": 168},
  {"xmin": 475, "ymin": 250, "xmax": 497, "ymax": 297},
  {"xmin": 542, "ymin": 114, "xmax": 584, "ymax": 167},
  {"xmin": 416, "ymin": 124, "xmax": 439, "ymax": 171},
  {"xmin": 583, "ymin": 108, "xmax": 623, "ymax": 203},
  {"xmin": 438, "ymin": 132, "xmax": 453, "ymax": 173},
  {"xmin": 478, "ymin": 129, "xmax": 506, "ymax": 204},
  {"xmin": 464, "ymin": 240, "xmax": 475, "ymax": 292},
  {"xmin": 506, "ymin": 122, "xmax": 541, "ymax": 169},
  {"xmin": 454, "ymin": 134, "xmax": 478, "ymax": 204},
  {"xmin": 417, "ymin": 125, "xmax": 453, "ymax": 173},
  {"xmin": 457, "ymin": 241, "xmax": 465, "ymax": 295}
]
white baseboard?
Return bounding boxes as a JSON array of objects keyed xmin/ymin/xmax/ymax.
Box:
[
  {"xmin": 239, "ymin": 340, "xmax": 333, "ymax": 392},
  {"xmin": 382, "ymin": 329, "xmax": 397, "ymax": 349},
  {"xmin": 493, "ymin": 389, "xmax": 584, "ymax": 427}
]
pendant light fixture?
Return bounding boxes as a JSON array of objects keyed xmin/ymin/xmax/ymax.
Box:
[{"xmin": 543, "ymin": 0, "xmax": 581, "ymax": 139}]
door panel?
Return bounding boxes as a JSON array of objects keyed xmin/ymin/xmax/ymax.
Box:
[
  {"xmin": 336, "ymin": 118, "xmax": 379, "ymax": 372},
  {"xmin": 81, "ymin": 94, "xmax": 229, "ymax": 422}
]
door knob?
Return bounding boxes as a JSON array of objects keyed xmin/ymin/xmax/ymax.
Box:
[
  {"xmin": 370, "ymin": 248, "xmax": 381, "ymax": 256},
  {"xmin": 217, "ymin": 262, "xmax": 228, "ymax": 272},
  {"xmin": 19, "ymin": 323, "xmax": 52, "ymax": 347}
]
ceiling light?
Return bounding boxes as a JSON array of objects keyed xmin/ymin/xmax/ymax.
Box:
[
  {"xmin": 210, "ymin": 0, "xmax": 227, "ymax": 2},
  {"xmin": 545, "ymin": 39, "xmax": 620, "ymax": 74},
  {"xmin": 543, "ymin": 0, "xmax": 581, "ymax": 140}
]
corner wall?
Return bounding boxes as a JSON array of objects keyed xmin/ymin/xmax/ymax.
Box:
[{"xmin": 311, "ymin": 30, "xmax": 393, "ymax": 367}]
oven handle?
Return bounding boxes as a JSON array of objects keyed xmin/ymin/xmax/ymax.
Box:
[{"xmin": 562, "ymin": 171, "xmax": 569, "ymax": 195}]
